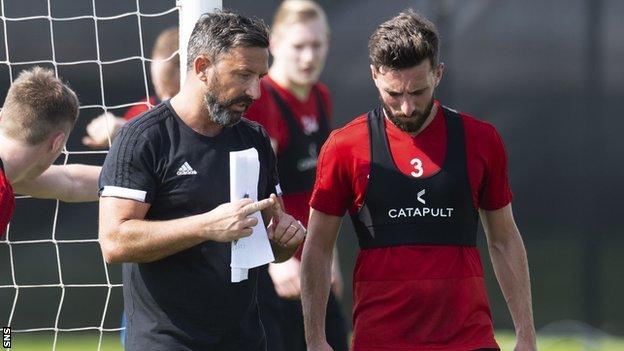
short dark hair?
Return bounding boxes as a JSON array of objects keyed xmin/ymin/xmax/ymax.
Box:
[
  {"xmin": 369, "ymin": 9, "xmax": 440, "ymax": 70},
  {"xmin": 186, "ymin": 9, "xmax": 269, "ymax": 70},
  {"xmin": 1, "ymin": 67, "xmax": 79, "ymax": 145}
]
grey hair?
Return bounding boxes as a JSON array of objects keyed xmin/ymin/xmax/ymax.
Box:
[{"xmin": 186, "ymin": 9, "xmax": 270, "ymax": 70}]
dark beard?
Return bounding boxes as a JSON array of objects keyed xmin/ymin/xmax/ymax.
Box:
[
  {"xmin": 204, "ymin": 76, "xmax": 253, "ymax": 128},
  {"xmin": 382, "ymin": 98, "xmax": 434, "ymax": 134}
]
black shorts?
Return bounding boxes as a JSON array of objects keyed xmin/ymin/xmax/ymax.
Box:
[{"xmin": 257, "ymin": 265, "xmax": 348, "ymax": 351}]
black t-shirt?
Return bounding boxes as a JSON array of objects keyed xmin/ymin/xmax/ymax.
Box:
[{"xmin": 99, "ymin": 101, "xmax": 279, "ymax": 351}]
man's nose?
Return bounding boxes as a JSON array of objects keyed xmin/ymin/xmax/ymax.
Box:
[
  {"xmin": 400, "ymin": 98, "xmax": 415, "ymax": 117},
  {"xmin": 247, "ymin": 77, "xmax": 262, "ymax": 100},
  {"xmin": 301, "ymin": 46, "xmax": 315, "ymax": 64}
]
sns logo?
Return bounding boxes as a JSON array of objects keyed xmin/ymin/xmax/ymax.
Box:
[
  {"xmin": 417, "ymin": 189, "xmax": 426, "ymax": 204},
  {"xmin": 3, "ymin": 326, "xmax": 10, "ymax": 348}
]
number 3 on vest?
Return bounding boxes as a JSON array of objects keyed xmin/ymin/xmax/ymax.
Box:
[{"xmin": 410, "ymin": 158, "xmax": 423, "ymax": 177}]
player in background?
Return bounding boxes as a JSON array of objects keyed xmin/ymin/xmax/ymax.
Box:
[
  {"xmin": 301, "ymin": 9, "xmax": 536, "ymax": 351},
  {"xmin": 82, "ymin": 27, "xmax": 179, "ymax": 148},
  {"xmin": 245, "ymin": 1, "xmax": 348, "ymax": 350},
  {"xmin": 1, "ymin": 67, "xmax": 101, "ymax": 238}
]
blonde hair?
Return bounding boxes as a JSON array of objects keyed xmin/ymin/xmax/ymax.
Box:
[
  {"xmin": 272, "ymin": 0, "xmax": 329, "ymax": 37},
  {"xmin": 152, "ymin": 27, "xmax": 179, "ymax": 62},
  {"xmin": 1, "ymin": 67, "xmax": 79, "ymax": 145},
  {"xmin": 151, "ymin": 27, "xmax": 180, "ymax": 97}
]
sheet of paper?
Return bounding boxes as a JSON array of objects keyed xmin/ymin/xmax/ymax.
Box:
[
  {"xmin": 229, "ymin": 148, "xmax": 275, "ymax": 282},
  {"xmin": 231, "ymin": 267, "xmax": 248, "ymax": 282}
]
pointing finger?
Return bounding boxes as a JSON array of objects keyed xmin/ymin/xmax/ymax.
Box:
[
  {"xmin": 235, "ymin": 198, "xmax": 254, "ymax": 207},
  {"xmin": 242, "ymin": 197, "xmax": 275, "ymax": 216}
]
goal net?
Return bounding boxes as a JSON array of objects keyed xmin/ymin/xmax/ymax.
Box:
[{"xmin": 0, "ymin": 0, "xmax": 219, "ymax": 349}]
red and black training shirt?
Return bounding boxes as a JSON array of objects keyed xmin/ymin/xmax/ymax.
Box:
[
  {"xmin": 246, "ymin": 76, "xmax": 332, "ymax": 229},
  {"xmin": 310, "ymin": 100, "xmax": 511, "ymax": 350}
]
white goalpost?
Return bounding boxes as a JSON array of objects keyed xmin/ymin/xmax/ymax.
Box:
[
  {"xmin": 0, "ymin": 0, "xmax": 220, "ymax": 349},
  {"xmin": 179, "ymin": 0, "xmax": 222, "ymax": 85}
]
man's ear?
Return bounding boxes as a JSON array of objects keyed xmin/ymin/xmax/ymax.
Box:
[
  {"xmin": 370, "ymin": 65, "xmax": 382, "ymax": 89},
  {"xmin": 370, "ymin": 65, "xmax": 378, "ymax": 80},
  {"xmin": 194, "ymin": 55, "xmax": 213, "ymax": 82},
  {"xmin": 50, "ymin": 131, "xmax": 66, "ymax": 154},
  {"xmin": 434, "ymin": 62, "xmax": 445, "ymax": 88}
]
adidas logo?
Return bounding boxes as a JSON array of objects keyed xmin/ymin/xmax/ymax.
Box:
[{"xmin": 176, "ymin": 162, "xmax": 197, "ymax": 176}]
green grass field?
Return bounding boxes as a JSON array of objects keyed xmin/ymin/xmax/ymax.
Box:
[
  {"xmin": 6, "ymin": 331, "xmax": 624, "ymax": 350},
  {"xmin": 6, "ymin": 332, "xmax": 123, "ymax": 351}
]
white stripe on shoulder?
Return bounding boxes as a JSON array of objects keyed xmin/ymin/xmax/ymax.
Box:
[{"xmin": 101, "ymin": 186, "xmax": 147, "ymax": 202}]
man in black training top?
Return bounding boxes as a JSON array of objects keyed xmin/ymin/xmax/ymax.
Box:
[{"xmin": 98, "ymin": 10, "xmax": 306, "ymax": 351}]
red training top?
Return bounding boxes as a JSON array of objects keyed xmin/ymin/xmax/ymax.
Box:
[
  {"xmin": 123, "ymin": 96, "xmax": 159, "ymax": 121},
  {"xmin": 310, "ymin": 100, "xmax": 511, "ymax": 350},
  {"xmin": 246, "ymin": 76, "xmax": 332, "ymax": 228},
  {"xmin": 246, "ymin": 76, "xmax": 332, "ymax": 260}
]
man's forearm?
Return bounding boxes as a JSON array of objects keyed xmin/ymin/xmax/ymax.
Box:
[
  {"xmin": 100, "ymin": 213, "xmax": 208, "ymax": 263},
  {"xmin": 301, "ymin": 210, "xmax": 342, "ymax": 347},
  {"xmin": 64, "ymin": 165, "xmax": 101, "ymax": 201},
  {"xmin": 100, "ymin": 196, "xmax": 275, "ymax": 264},
  {"xmin": 489, "ymin": 231, "xmax": 536, "ymax": 342},
  {"xmin": 301, "ymin": 237, "xmax": 333, "ymax": 345},
  {"xmin": 13, "ymin": 164, "xmax": 101, "ymax": 202}
]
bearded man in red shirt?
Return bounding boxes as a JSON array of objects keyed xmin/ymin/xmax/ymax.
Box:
[{"xmin": 301, "ymin": 9, "xmax": 536, "ymax": 351}]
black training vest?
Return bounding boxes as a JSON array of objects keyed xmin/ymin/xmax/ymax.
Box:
[
  {"xmin": 266, "ymin": 84, "xmax": 330, "ymax": 194},
  {"xmin": 351, "ymin": 106, "xmax": 479, "ymax": 249}
]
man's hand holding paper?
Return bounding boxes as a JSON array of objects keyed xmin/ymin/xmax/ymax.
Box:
[
  {"xmin": 263, "ymin": 193, "xmax": 306, "ymax": 262},
  {"xmin": 205, "ymin": 197, "xmax": 276, "ymax": 242}
]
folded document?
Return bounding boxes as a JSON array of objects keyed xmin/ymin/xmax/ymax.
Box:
[{"xmin": 229, "ymin": 148, "xmax": 275, "ymax": 282}]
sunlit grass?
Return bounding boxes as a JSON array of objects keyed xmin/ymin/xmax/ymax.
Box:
[
  {"xmin": 7, "ymin": 332, "xmax": 123, "ymax": 351},
  {"xmin": 496, "ymin": 332, "xmax": 624, "ymax": 351}
]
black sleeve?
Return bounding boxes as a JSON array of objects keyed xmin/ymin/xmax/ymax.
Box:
[{"xmin": 98, "ymin": 126, "xmax": 158, "ymax": 203}]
